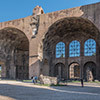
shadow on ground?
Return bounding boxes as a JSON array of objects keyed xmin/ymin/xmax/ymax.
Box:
[{"xmin": 0, "ymin": 82, "xmax": 100, "ymax": 100}]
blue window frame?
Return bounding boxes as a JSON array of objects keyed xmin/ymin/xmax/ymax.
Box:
[
  {"xmin": 69, "ymin": 40, "xmax": 80, "ymax": 57},
  {"xmin": 56, "ymin": 42, "xmax": 65, "ymax": 58},
  {"xmin": 84, "ymin": 39, "xmax": 96, "ymax": 56}
]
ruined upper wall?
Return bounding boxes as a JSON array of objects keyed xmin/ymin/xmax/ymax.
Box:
[
  {"xmin": 0, "ymin": 2, "xmax": 100, "ymax": 58},
  {"xmin": 0, "ymin": 16, "xmax": 33, "ymax": 40},
  {"xmin": 1, "ymin": 2, "xmax": 100, "ymax": 41},
  {"xmin": 0, "ymin": 5, "xmax": 44, "ymax": 40},
  {"xmin": 26, "ymin": 2, "xmax": 100, "ymax": 62},
  {"xmin": 38, "ymin": 2, "xmax": 100, "ymax": 39}
]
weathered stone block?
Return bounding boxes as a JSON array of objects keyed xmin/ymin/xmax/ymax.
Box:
[{"xmin": 39, "ymin": 74, "xmax": 57, "ymax": 85}]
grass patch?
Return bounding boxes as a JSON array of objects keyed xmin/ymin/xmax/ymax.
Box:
[
  {"xmin": 32, "ymin": 82, "xmax": 68, "ymax": 87},
  {"xmin": 22, "ymin": 80, "xmax": 32, "ymax": 82},
  {"xmin": 35, "ymin": 84, "xmax": 51, "ymax": 86},
  {"xmin": 67, "ymin": 80, "xmax": 80, "ymax": 83},
  {"xmin": 34, "ymin": 83, "xmax": 67, "ymax": 87},
  {"xmin": 87, "ymin": 81, "xmax": 100, "ymax": 83},
  {"xmin": 51, "ymin": 84, "xmax": 67, "ymax": 86},
  {"xmin": 67, "ymin": 80, "xmax": 100, "ymax": 83},
  {"xmin": 0, "ymin": 79, "xmax": 17, "ymax": 81}
]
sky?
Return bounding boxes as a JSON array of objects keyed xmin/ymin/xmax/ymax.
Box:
[{"xmin": 0, "ymin": 0, "xmax": 100, "ymax": 22}]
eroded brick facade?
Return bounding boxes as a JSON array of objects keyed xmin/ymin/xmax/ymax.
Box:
[{"xmin": 0, "ymin": 3, "xmax": 100, "ymax": 81}]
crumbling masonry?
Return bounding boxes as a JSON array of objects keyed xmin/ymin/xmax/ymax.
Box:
[{"xmin": 0, "ymin": 3, "xmax": 100, "ymax": 81}]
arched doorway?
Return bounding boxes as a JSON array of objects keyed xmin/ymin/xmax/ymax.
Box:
[
  {"xmin": 69, "ymin": 62, "xmax": 80, "ymax": 79},
  {"xmin": 0, "ymin": 27, "xmax": 29, "ymax": 79},
  {"xmin": 84, "ymin": 62, "xmax": 96, "ymax": 81},
  {"xmin": 54, "ymin": 63, "xmax": 65, "ymax": 79}
]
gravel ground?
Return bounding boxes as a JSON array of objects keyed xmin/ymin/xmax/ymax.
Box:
[{"xmin": 0, "ymin": 80, "xmax": 100, "ymax": 100}]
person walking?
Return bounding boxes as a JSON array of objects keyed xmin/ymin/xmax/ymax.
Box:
[{"xmin": 80, "ymin": 78, "xmax": 84, "ymax": 87}]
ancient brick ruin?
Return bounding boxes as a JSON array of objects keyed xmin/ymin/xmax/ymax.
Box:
[{"xmin": 0, "ymin": 3, "xmax": 100, "ymax": 81}]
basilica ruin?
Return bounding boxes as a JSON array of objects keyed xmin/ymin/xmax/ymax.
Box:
[{"xmin": 0, "ymin": 2, "xmax": 100, "ymax": 81}]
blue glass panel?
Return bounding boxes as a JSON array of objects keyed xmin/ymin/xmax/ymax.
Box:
[
  {"xmin": 56, "ymin": 42, "xmax": 65, "ymax": 58},
  {"xmin": 84, "ymin": 39, "xmax": 96, "ymax": 56},
  {"xmin": 69, "ymin": 40, "xmax": 80, "ymax": 57}
]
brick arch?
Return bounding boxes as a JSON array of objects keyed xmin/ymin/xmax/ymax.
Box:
[
  {"xmin": 44, "ymin": 17, "xmax": 99, "ymax": 40},
  {"xmin": 42, "ymin": 17, "xmax": 100, "ymax": 79},
  {"xmin": 0, "ymin": 26, "xmax": 29, "ymax": 40},
  {"xmin": 43, "ymin": 17, "xmax": 100, "ymax": 58},
  {"xmin": 54, "ymin": 63, "xmax": 65, "ymax": 79},
  {"xmin": 0, "ymin": 27, "xmax": 29, "ymax": 79},
  {"xmin": 0, "ymin": 17, "xmax": 31, "ymax": 40},
  {"xmin": 68, "ymin": 62, "xmax": 80, "ymax": 79},
  {"xmin": 83, "ymin": 61, "xmax": 96, "ymax": 81}
]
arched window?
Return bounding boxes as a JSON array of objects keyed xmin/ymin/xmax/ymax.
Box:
[
  {"xmin": 56, "ymin": 42, "xmax": 65, "ymax": 58},
  {"xmin": 84, "ymin": 39, "xmax": 96, "ymax": 56},
  {"xmin": 69, "ymin": 40, "xmax": 80, "ymax": 57}
]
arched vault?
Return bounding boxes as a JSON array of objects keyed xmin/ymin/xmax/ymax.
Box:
[
  {"xmin": 0, "ymin": 27, "xmax": 29, "ymax": 79},
  {"xmin": 44, "ymin": 17, "xmax": 99, "ymax": 47},
  {"xmin": 41, "ymin": 17, "xmax": 100, "ymax": 78}
]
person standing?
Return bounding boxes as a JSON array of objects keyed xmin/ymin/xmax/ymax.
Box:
[
  {"xmin": 31, "ymin": 76, "xmax": 35, "ymax": 84},
  {"xmin": 80, "ymin": 78, "xmax": 84, "ymax": 87},
  {"xmin": 34, "ymin": 76, "xmax": 38, "ymax": 83}
]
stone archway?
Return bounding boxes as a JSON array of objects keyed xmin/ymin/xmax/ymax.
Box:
[
  {"xmin": 83, "ymin": 62, "xmax": 96, "ymax": 81},
  {"xmin": 42, "ymin": 17, "xmax": 99, "ymax": 79},
  {"xmin": 54, "ymin": 63, "xmax": 65, "ymax": 79},
  {"xmin": 69, "ymin": 62, "xmax": 80, "ymax": 79},
  {"xmin": 0, "ymin": 27, "xmax": 29, "ymax": 79}
]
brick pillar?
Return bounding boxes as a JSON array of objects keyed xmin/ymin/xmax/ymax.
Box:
[
  {"xmin": 50, "ymin": 44, "xmax": 56, "ymax": 77},
  {"xmin": 96, "ymin": 41, "xmax": 100, "ymax": 80},
  {"xmin": 80, "ymin": 40, "xmax": 84, "ymax": 79},
  {"xmin": 66, "ymin": 42, "xmax": 69, "ymax": 80}
]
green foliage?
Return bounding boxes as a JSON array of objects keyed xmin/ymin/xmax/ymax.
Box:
[
  {"xmin": 22, "ymin": 80, "xmax": 32, "ymax": 82},
  {"xmin": 60, "ymin": 53, "xmax": 64, "ymax": 58},
  {"xmin": 92, "ymin": 53, "xmax": 96, "ymax": 56},
  {"xmin": 36, "ymin": 84, "xmax": 51, "ymax": 86},
  {"xmin": 0, "ymin": 70, "xmax": 1, "ymax": 76}
]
